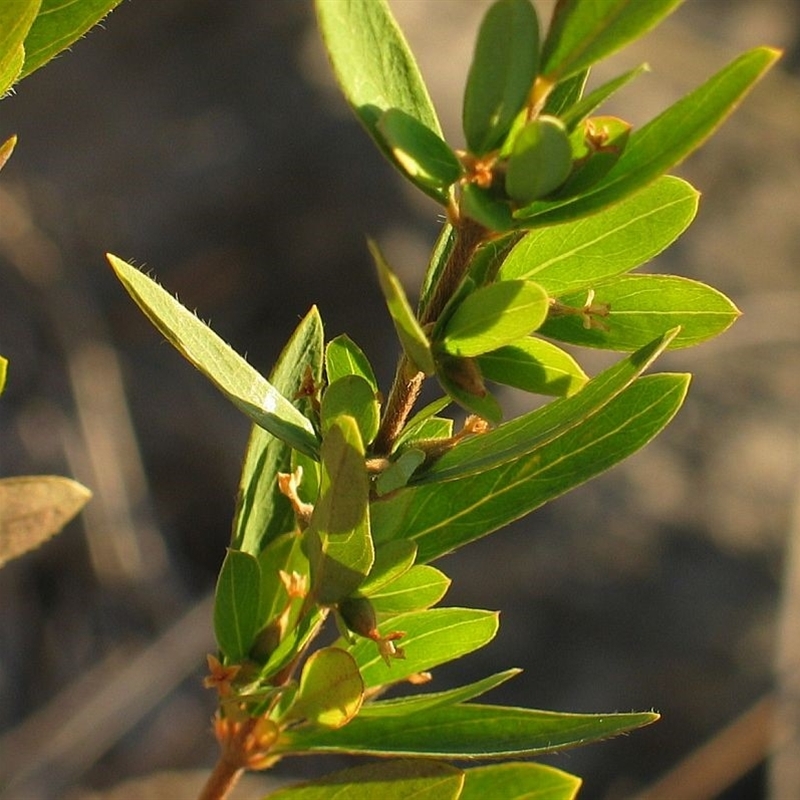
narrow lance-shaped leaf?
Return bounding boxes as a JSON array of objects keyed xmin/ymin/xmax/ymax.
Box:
[
  {"xmin": 214, "ymin": 549, "xmax": 262, "ymax": 662},
  {"xmin": 518, "ymin": 47, "xmax": 780, "ymax": 224},
  {"xmin": 541, "ymin": 274, "xmax": 740, "ymax": 351},
  {"xmin": 315, "ymin": 0, "xmax": 442, "ymax": 144},
  {"xmin": 0, "ymin": 476, "xmax": 92, "ymax": 569},
  {"xmin": 277, "ymin": 702, "xmax": 659, "ymax": 759},
  {"xmin": 463, "ymin": 0, "xmax": 540, "ymax": 154},
  {"xmin": 371, "ymin": 240, "xmax": 435, "ymax": 375},
  {"xmin": 268, "ymin": 760, "xmax": 464, "ymax": 800},
  {"xmin": 420, "ymin": 328, "xmax": 678, "ymax": 485},
  {"xmin": 359, "ymin": 669, "xmax": 521, "ymax": 719},
  {"xmin": 374, "ymin": 373, "xmax": 690, "ymax": 563},
  {"xmin": 20, "ymin": 0, "xmax": 123, "ymax": 80},
  {"xmin": 232, "ymin": 307, "xmax": 324, "ymax": 555},
  {"xmin": 460, "ymin": 763, "xmax": 581, "ymax": 800},
  {"xmin": 500, "ymin": 175, "xmax": 698, "ymax": 294},
  {"xmin": 107, "ymin": 255, "xmax": 319, "ymax": 458},
  {"xmin": 0, "ymin": 136, "xmax": 17, "ymax": 173},
  {"xmin": 540, "ymin": 0, "xmax": 685, "ymax": 82},
  {"xmin": 0, "ymin": 354, "xmax": 7, "ymax": 392}
]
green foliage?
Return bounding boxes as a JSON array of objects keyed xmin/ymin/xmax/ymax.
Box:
[{"xmin": 101, "ymin": 0, "xmax": 776, "ymax": 796}]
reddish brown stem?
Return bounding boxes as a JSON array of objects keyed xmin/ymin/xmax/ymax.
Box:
[
  {"xmin": 197, "ymin": 752, "xmax": 245, "ymax": 800},
  {"xmin": 372, "ymin": 217, "xmax": 486, "ymax": 456}
]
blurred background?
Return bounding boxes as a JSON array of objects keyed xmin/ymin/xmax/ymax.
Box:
[{"xmin": 0, "ymin": 1, "xmax": 798, "ymax": 798}]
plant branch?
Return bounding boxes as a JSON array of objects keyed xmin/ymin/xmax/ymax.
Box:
[
  {"xmin": 197, "ymin": 751, "xmax": 245, "ymax": 800},
  {"xmin": 372, "ymin": 217, "xmax": 486, "ymax": 455}
]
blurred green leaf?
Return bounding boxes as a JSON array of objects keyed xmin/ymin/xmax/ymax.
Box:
[
  {"xmin": 268, "ymin": 760, "xmax": 463, "ymax": 800},
  {"xmin": 290, "ymin": 647, "xmax": 364, "ymax": 728},
  {"xmin": 374, "ymin": 448, "xmax": 427, "ymax": 497},
  {"xmin": 346, "ymin": 607, "xmax": 499, "ymax": 689},
  {"xmin": 540, "ymin": 0, "xmax": 684, "ymax": 81},
  {"xmin": 460, "ymin": 184, "xmax": 515, "ymax": 232},
  {"xmin": 232, "ymin": 307, "xmax": 323, "ymax": 555},
  {"xmin": 359, "ymin": 669, "xmax": 521, "ymax": 718},
  {"xmin": 463, "ymin": 0, "xmax": 540, "ymax": 153},
  {"xmin": 0, "ymin": 0, "xmax": 39, "ymax": 96},
  {"xmin": 460, "ymin": 763, "xmax": 581, "ymax": 800},
  {"xmin": 305, "ymin": 416, "xmax": 374, "ymax": 604},
  {"xmin": 20, "ymin": 0, "xmax": 122, "ymax": 80},
  {"xmin": 214, "ymin": 549, "xmax": 261, "ymax": 662},
  {"xmin": 278, "ymin": 702, "xmax": 658, "ymax": 758},
  {"xmin": 325, "ymin": 334, "xmax": 377, "ymax": 391},
  {"xmin": 435, "ymin": 355, "xmax": 502, "ymax": 425},
  {"xmin": 541, "ymin": 69, "xmax": 588, "ymax": 117},
  {"xmin": 107, "ymin": 255, "xmax": 320, "ymax": 458},
  {"xmin": 321, "ymin": 375, "xmax": 380, "ymax": 446},
  {"xmin": 378, "ymin": 108, "xmax": 461, "ymax": 203},
  {"xmin": 541, "ymin": 274, "xmax": 740, "ymax": 350},
  {"xmin": 315, "ymin": 0, "xmax": 442, "ymax": 145},
  {"xmin": 0, "ymin": 354, "xmax": 7, "ymax": 393},
  {"xmin": 375, "ymin": 373, "xmax": 689, "ymax": 562},
  {"xmin": 500, "ymin": 176, "xmax": 698, "ymax": 293},
  {"xmin": 519, "ymin": 47, "xmax": 780, "ymax": 223},
  {"xmin": 438, "ymin": 280, "xmax": 549, "ymax": 358},
  {"xmin": 369, "ymin": 565, "xmax": 450, "ymax": 614},
  {"xmin": 0, "ymin": 476, "xmax": 91, "ymax": 569},
  {"xmin": 477, "ymin": 336, "xmax": 588, "ymax": 397}
]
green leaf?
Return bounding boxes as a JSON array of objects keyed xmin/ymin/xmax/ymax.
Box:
[
  {"xmin": 541, "ymin": 274, "xmax": 740, "ymax": 351},
  {"xmin": 359, "ymin": 669, "xmax": 521, "ymax": 718},
  {"xmin": 540, "ymin": 0, "xmax": 685, "ymax": 82},
  {"xmin": 268, "ymin": 760, "xmax": 463, "ymax": 800},
  {"xmin": 437, "ymin": 280, "xmax": 550, "ymax": 358},
  {"xmin": 518, "ymin": 47, "xmax": 780, "ymax": 224},
  {"xmin": 256, "ymin": 532, "xmax": 308, "ymax": 630},
  {"xmin": 0, "ymin": 0, "xmax": 39, "ymax": 96},
  {"xmin": 505, "ymin": 117, "xmax": 573, "ymax": 204},
  {"xmin": 0, "ymin": 354, "xmax": 7, "ymax": 393},
  {"xmin": 232, "ymin": 307, "xmax": 324, "ymax": 555},
  {"xmin": 371, "ymin": 240, "xmax": 435, "ymax": 375},
  {"xmin": 20, "ymin": 0, "xmax": 123, "ymax": 80},
  {"xmin": 374, "ymin": 448, "xmax": 427, "ymax": 497},
  {"xmin": 377, "ymin": 109, "xmax": 461, "ymax": 203},
  {"xmin": 305, "ymin": 416, "xmax": 374, "ymax": 604},
  {"xmin": 314, "ymin": 0, "xmax": 442, "ymax": 144},
  {"xmin": 346, "ymin": 607, "xmax": 498, "ymax": 689},
  {"xmin": 460, "ymin": 763, "xmax": 581, "ymax": 800},
  {"xmin": 374, "ymin": 373, "xmax": 690, "ymax": 562},
  {"xmin": 0, "ymin": 476, "xmax": 91, "ymax": 569},
  {"xmin": 477, "ymin": 336, "xmax": 588, "ymax": 397},
  {"xmin": 321, "ymin": 375, "xmax": 380, "ymax": 446},
  {"xmin": 277, "ymin": 702, "xmax": 658, "ymax": 758},
  {"xmin": 289, "ymin": 647, "xmax": 364, "ymax": 728},
  {"xmin": 369, "ymin": 565, "xmax": 450, "ymax": 614},
  {"xmin": 560, "ymin": 64, "xmax": 649, "ymax": 131},
  {"xmin": 214, "ymin": 549, "xmax": 261, "ymax": 662},
  {"xmin": 541, "ymin": 69, "xmax": 588, "ymax": 117},
  {"xmin": 107, "ymin": 255, "xmax": 319, "ymax": 458},
  {"xmin": 325, "ymin": 334, "xmax": 377, "ymax": 392},
  {"xmin": 499, "ymin": 176, "xmax": 699, "ymax": 293},
  {"xmin": 356, "ymin": 539, "xmax": 417, "ymax": 596},
  {"xmin": 418, "ymin": 329, "xmax": 677, "ymax": 485},
  {"xmin": 394, "ymin": 397, "xmax": 452, "ymax": 451},
  {"xmin": 459, "ymin": 184, "xmax": 515, "ymax": 232},
  {"xmin": 463, "ymin": 0, "xmax": 540, "ymax": 154},
  {"xmin": 418, "ymin": 224, "xmax": 456, "ymax": 318},
  {"xmin": 435, "ymin": 355, "xmax": 502, "ymax": 425}
]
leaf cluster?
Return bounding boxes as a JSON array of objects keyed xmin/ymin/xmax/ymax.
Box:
[{"xmin": 103, "ymin": 0, "xmax": 778, "ymax": 796}]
